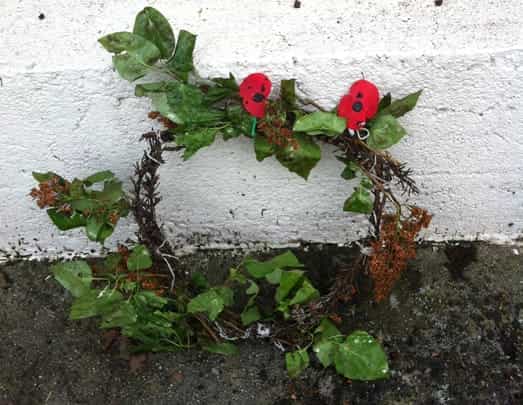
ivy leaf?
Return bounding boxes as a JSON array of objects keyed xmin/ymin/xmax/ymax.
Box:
[
  {"xmin": 51, "ymin": 261, "xmax": 92, "ymax": 298},
  {"xmin": 254, "ymin": 135, "xmax": 275, "ymax": 161},
  {"xmin": 286, "ymin": 349, "xmax": 310, "ymax": 378},
  {"xmin": 293, "ymin": 112, "xmax": 345, "ymax": 136},
  {"xmin": 167, "ymin": 30, "xmax": 196, "ymax": 81},
  {"xmin": 313, "ymin": 318, "xmax": 343, "ymax": 367},
  {"xmin": 280, "ymin": 79, "xmax": 296, "ymax": 109},
  {"xmin": 379, "ymin": 90, "xmax": 422, "ymax": 118},
  {"xmin": 202, "ymin": 342, "xmax": 239, "ymax": 356},
  {"xmin": 241, "ymin": 305, "xmax": 261, "ymax": 326},
  {"xmin": 333, "ymin": 331, "xmax": 389, "ymax": 380},
  {"xmin": 288, "ymin": 279, "xmax": 320, "ymax": 306},
  {"xmin": 133, "ymin": 7, "xmax": 175, "ymax": 59},
  {"xmin": 275, "ymin": 134, "xmax": 321, "ymax": 180},
  {"xmin": 367, "ymin": 114, "xmax": 407, "ymax": 150},
  {"xmin": 83, "ymin": 170, "xmax": 114, "ymax": 186},
  {"xmin": 47, "ymin": 209, "xmax": 86, "ymax": 231},
  {"xmin": 127, "ymin": 245, "xmax": 153, "ymax": 271},
  {"xmin": 244, "ymin": 251, "xmax": 303, "ymax": 279},
  {"xmin": 187, "ymin": 288, "xmax": 229, "ymax": 321},
  {"xmin": 343, "ymin": 186, "xmax": 373, "ymax": 214},
  {"xmin": 275, "ymin": 270, "xmax": 304, "ymax": 303},
  {"xmin": 176, "ymin": 127, "xmax": 219, "ymax": 160}
]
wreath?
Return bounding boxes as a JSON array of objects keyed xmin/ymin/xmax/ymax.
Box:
[{"xmin": 30, "ymin": 7, "xmax": 431, "ymax": 381}]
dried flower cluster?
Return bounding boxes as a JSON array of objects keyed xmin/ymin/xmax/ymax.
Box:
[
  {"xmin": 369, "ymin": 207, "xmax": 432, "ymax": 302},
  {"xmin": 29, "ymin": 176, "xmax": 69, "ymax": 208}
]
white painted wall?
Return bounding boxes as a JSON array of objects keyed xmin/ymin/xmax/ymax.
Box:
[{"xmin": 1, "ymin": 0, "xmax": 522, "ymax": 259}]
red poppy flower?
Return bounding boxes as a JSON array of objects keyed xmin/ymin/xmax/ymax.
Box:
[
  {"xmin": 338, "ymin": 80, "xmax": 379, "ymax": 130},
  {"xmin": 239, "ymin": 73, "xmax": 272, "ymax": 118}
]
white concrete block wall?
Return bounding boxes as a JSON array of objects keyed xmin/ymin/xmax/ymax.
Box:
[{"xmin": 0, "ymin": 0, "xmax": 522, "ymax": 259}]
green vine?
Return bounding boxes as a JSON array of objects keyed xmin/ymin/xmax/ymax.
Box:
[{"xmin": 29, "ymin": 7, "xmax": 432, "ymax": 382}]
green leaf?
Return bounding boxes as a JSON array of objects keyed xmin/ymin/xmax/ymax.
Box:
[
  {"xmin": 245, "ymin": 251, "xmax": 303, "ymax": 279},
  {"xmin": 98, "ymin": 32, "xmax": 160, "ymax": 64},
  {"xmin": 378, "ymin": 93, "xmax": 392, "ymax": 111},
  {"xmin": 83, "ymin": 170, "xmax": 114, "ymax": 186},
  {"xmin": 314, "ymin": 340, "xmax": 337, "ymax": 368},
  {"xmin": 70, "ymin": 289, "xmax": 124, "ymax": 320},
  {"xmin": 69, "ymin": 199, "xmax": 100, "ymax": 212},
  {"xmin": 85, "ymin": 216, "xmax": 113, "ymax": 243},
  {"xmin": 275, "ymin": 270, "xmax": 304, "ymax": 303},
  {"xmin": 254, "ymin": 135, "xmax": 275, "ymax": 161},
  {"xmin": 176, "ymin": 127, "xmax": 219, "ymax": 160},
  {"xmin": 97, "ymin": 180, "xmax": 124, "ymax": 204},
  {"xmin": 100, "ymin": 301, "xmax": 138, "ymax": 329},
  {"xmin": 214, "ymin": 286, "xmax": 234, "ymax": 306},
  {"xmin": 226, "ymin": 105, "xmax": 252, "ymax": 137},
  {"xmin": 367, "ymin": 114, "xmax": 407, "ymax": 150},
  {"xmin": 245, "ymin": 280, "xmax": 259, "ymax": 295},
  {"xmin": 343, "ymin": 186, "xmax": 373, "ymax": 214},
  {"xmin": 47, "ymin": 209, "xmax": 86, "ymax": 231},
  {"xmin": 191, "ymin": 272, "xmax": 210, "ymax": 290},
  {"xmin": 133, "ymin": 291, "xmax": 168, "ymax": 309},
  {"xmin": 104, "ymin": 253, "xmax": 123, "ymax": 271},
  {"xmin": 288, "ymin": 279, "xmax": 320, "ymax": 306},
  {"xmin": 313, "ymin": 318, "xmax": 343, "ymax": 368},
  {"xmin": 333, "ymin": 331, "xmax": 389, "ymax": 381},
  {"xmin": 212, "ymin": 73, "xmax": 239, "ymax": 91},
  {"xmin": 133, "ymin": 7, "xmax": 175, "ymax": 59},
  {"xmin": 69, "ymin": 179, "xmax": 85, "ymax": 199},
  {"xmin": 265, "ymin": 268, "xmax": 283, "ymax": 284},
  {"xmin": 127, "ymin": 245, "xmax": 153, "ymax": 271},
  {"xmin": 112, "ymin": 53, "xmax": 150, "ymax": 81},
  {"xmin": 167, "ymin": 29, "xmax": 196, "ymax": 80},
  {"xmin": 227, "ymin": 268, "xmax": 247, "ymax": 285},
  {"xmin": 202, "ymin": 342, "xmax": 239, "ymax": 356},
  {"xmin": 187, "ymin": 289, "xmax": 228, "ymax": 321},
  {"xmin": 241, "ymin": 305, "xmax": 261, "ymax": 326},
  {"xmin": 293, "ymin": 112, "xmax": 345, "ymax": 136},
  {"xmin": 32, "ymin": 171, "xmax": 60, "ymax": 182},
  {"xmin": 286, "ymin": 349, "xmax": 310, "ymax": 378},
  {"xmin": 340, "ymin": 160, "xmax": 360, "ymax": 180},
  {"xmin": 280, "ymin": 79, "xmax": 296, "ymax": 109},
  {"xmin": 275, "ymin": 134, "xmax": 321, "ymax": 180},
  {"xmin": 379, "ymin": 90, "xmax": 422, "ymax": 118},
  {"xmin": 51, "ymin": 261, "xmax": 92, "ymax": 298}
]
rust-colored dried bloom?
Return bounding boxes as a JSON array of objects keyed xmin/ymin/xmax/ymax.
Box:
[
  {"xmin": 29, "ymin": 176, "xmax": 69, "ymax": 209},
  {"xmin": 369, "ymin": 207, "xmax": 432, "ymax": 302}
]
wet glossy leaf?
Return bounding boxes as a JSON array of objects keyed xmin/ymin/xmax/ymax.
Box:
[
  {"xmin": 343, "ymin": 186, "xmax": 373, "ymax": 214},
  {"xmin": 379, "ymin": 90, "xmax": 422, "ymax": 118},
  {"xmin": 333, "ymin": 331, "xmax": 389, "ymax": 380},
  {"xmin": 275, "ymin": 133, "xmax": 321, "ymax": 180},
  {"xmin": 286, "ymin": 349, "xmax": 310, "ymax": 378},
  {"xmin": 313, "ymin": 318, "xmax": 343, "ymax": 367},
  {"xmin": 127, "ymin": 245, "xmax": 153, "ymax": 271},
  {"xmin": 51, "ymin": 261, "xmax": 92, "ymax": 298},
  {"xmin": 167, "ymin": 30, "xmax": 196, "ymax": 81},
  {"xmin": 293, "ymin": 112, "xmax": 345, "ymax": 136},
  {"xmin": 176, "ymin": 127, "xmax": 219, "ymax": 160},
  {"xmin": 133, "ymin": 7, "xmax": 175, "ymax": 59},
  {"xmin": 202, "ymin": 342, "xmax": 239, "ymax": 356},
  {"xmin": 367, "ymin": 114, "xmax": 406, "ymax": 150}
]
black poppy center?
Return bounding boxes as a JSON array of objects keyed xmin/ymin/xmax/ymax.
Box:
[
  {"xmin": 252, "ymin": 93, "xmax": 265, "ymax": 103},
  {"xmin": 352, "ymin": 101, "xmax": 363, "ymax": 112}
]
